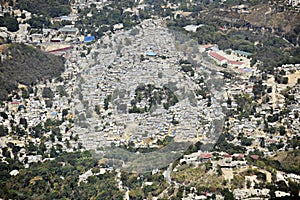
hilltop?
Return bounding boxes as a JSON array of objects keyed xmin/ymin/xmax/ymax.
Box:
[{"xmin": 0, "ymin": 43, "xmax": 65, "ymax": 100}]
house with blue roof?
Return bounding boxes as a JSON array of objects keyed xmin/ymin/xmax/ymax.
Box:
[
  {"xmin": 146, "ymin": 51, "xmax": 157, "ymax": 57},
  {"xmin": 84, "ymin": 36, "xmax": 95, "ymax": 43}
]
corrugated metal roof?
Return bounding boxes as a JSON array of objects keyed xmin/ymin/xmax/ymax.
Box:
[{"xmin": 209, "ymin": 51, "xmax": 227, "ymax": 61}]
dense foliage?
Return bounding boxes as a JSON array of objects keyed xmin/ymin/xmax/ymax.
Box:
[
  {"xmin": 121, "ymin": 171, "xmax": 168, "ymax": 199},
  {"xmin": 0, "ymin": 14, "xmax": 19, "ymax": 32},
  {"xmin": 168, "ymin": 20, "xmax": 300, "ymax": 71},
  {"xmin": 270, "ymin": 150, "xmax": 300, "ymax": 175},
  {"xmin": 164, "ymin": 0, "xmax": 300, "ymax": 72},
  {"xmin": 0, "ymin": 43, "xmax": 65, "ymax": 100},
  {"xmin": 16, "ymin": 0, "xmax": 71, "ymax": 18},
  {"xmin": 0, "ymin": 151, "xmax": 123, "ymax": 199}
]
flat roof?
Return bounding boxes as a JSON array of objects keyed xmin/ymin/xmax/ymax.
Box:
[
  {"xmin": 146, "ymin": 51, "xmax": 157, "ymax": 56},
  {"xmin": 58, "ymin": 26, "xmax": 78, "ymax": 33},
  {"xmin": 84, "ymin": 36, "xmax": 95, "ymax": 42}
]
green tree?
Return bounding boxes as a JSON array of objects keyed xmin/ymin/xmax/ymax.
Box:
[
  {"xmin": 39, "ymin": 142, "xmax": 47, "ymax": 153},
  {"xmin": 289, "ymin": 180, "xmax": 300, "ymax": 197},
  {"xmin": 27, "ymin": 141, "xmax": 37, "ymax": 153},
  {"xmin": 94, "ymin": 105, "xmax": 101, "ymax": 115},
  {"xmin": 21, "ymin": 89, "xmax": 29, "ymax": 99},
  {"xmin": 0, "ymin": 112, "xmax": 8, "ymax": 119},
  {"xmin": 62, "ymin": 109, "xmax": 68, "ymax": 118},
  {"xmin": 45, "ymin": 100, "xmax": 53, "ymax": 109},
  {"xmin": 42, "ymin": 87, "xmax": 54, "ymax": 99},
  {"xmin": 241, "ymin": 137, "xmax": 252, "ymax": 146},
  {"xmin": 278, "ymin": 125, "xmax": 286, "ymax": 135},
  {"xmin": 222, "ymin": 188, "xmax": 234, "ymax": 200},
  {"xmin": 50, "ymin": 146, "xmax": 58, "ymax": 157},
  {"xmin": 19, "ymin": 117, "xmax": 28, "ymax": 129},
  {"xmin": 0, "ymin": 125, "xmax": 8, "ymax": 136},
  {"xmin": 0, "ymin": 15, "xmax": 19, "ymax": 32},
  {"xmin": 104, "ymin": 95, "xmax": 111, "ymax": 110}
]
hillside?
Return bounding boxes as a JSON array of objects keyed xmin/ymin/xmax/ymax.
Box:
[
  {"xmin": 15, "ymin": 0, "xmax": 71, "ymax": 18},
  {"xmin": 0, "ymin": 43, "xmax": 65, "ymax": 100},
  {"xmin": 244, "ymin": 5, "xmax": 300, "ymax": 45},
  {"xmin": 245, "ymin": 5, "xmax": 299, "ymax": 32},
  {"xmin": 272, "ymin": 150, "xmax": 300, "ymax": 174}
]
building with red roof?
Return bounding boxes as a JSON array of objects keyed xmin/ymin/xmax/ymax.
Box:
[
  {"xmin": 200, "ymin": 153, "xmax": 212, "ymax": 159},
  {"xmin": 250, "ymin": 155, "xmax": 259, "ymax": 160},
  {"xmin": 228, "ymin": 60, "xmax": 244, "ymax": 66},
  {"xmin": 224, "ymin": 154, "xmax": 232, "ymax": 158},
  {"xmin": 209, "ymin": 51, "xmax": 227, "ymax": 61},
  {"xmin": 233, "ymin": 153, "xmax": 244, "ymax": 159},
  {"xmin": 208, "ymin": 51, "xmax": 228, "ymax": 66},
  {"xmin": 208, "ymin": 51, "xmax": 248, "ymax": 69},
  {"xmin": 201, "ymin": 44, "xmax": 214, "ymax": 49}
]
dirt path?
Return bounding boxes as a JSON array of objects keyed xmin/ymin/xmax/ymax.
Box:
[{"xmin": 267, "ymin": 76, "xmax": 278, "ymax": 109}]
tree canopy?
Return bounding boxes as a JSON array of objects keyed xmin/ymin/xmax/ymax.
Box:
[{"xmin": 16, "ymin": 0, "xmax": 71, "ymax": 18}]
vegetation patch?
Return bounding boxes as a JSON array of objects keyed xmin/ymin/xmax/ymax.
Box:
[
  {"xmin": 0, "ymin": 43, "xmax": 65, "ymax": 100},
  {"xmin": 272, "ymin": 150, "xmax": 300, "ymax": 174},
  {"xmin": 16, "ymin": 0, "xmax": 71, "ymax": 18},
  {"xmin": 171, "ymin": 164, "xmax": 224, "ymax": 193},
  {"xmin": 0, "ymin": 151, "xmax": 124, "ymax": 200}
]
